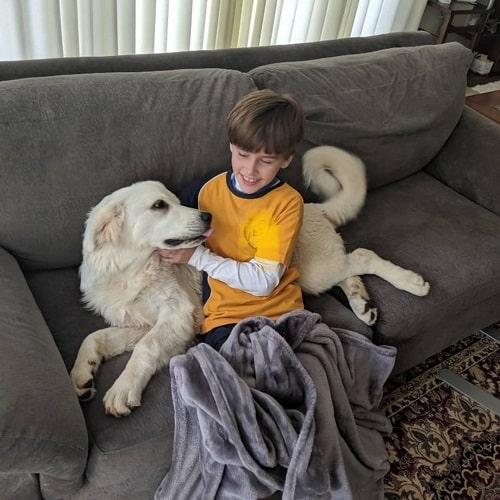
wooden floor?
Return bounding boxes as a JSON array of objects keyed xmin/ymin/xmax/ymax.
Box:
[{"xmin": 465, "ymin": 89, "xmax": 500, "ymax": 125}]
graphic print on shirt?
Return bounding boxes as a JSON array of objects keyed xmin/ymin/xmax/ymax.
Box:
[{"xmin": 242, "ymin": 208, "xmax": 281, "ymax": 258}]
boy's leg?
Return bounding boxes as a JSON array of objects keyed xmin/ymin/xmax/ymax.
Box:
[{"xmin": 202, "ymin": 324, "xmax": 236, "ymax": 351}]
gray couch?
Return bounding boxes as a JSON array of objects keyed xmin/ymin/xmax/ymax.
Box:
[{"xmin": 1, "ymin": 31, "xmax": 499, "ymax": 499}]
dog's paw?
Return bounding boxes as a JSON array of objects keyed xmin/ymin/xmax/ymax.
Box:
[
  {"xmin": 400, "ymin": 271, "xmax": 430, "ymax": 297},
  {"xmin": 103, "ymin": 380, "xmax": 142, "ymax": 417},
  {"xmin": 352, "ymin": 298, "xmax": 378, "ymax": 326},
  {"xmin": 70, "ymin": 362, "xmax": 98, "ymax": 401},
  {"xmin": 417, "ymin": 280, "xmax": 431, "ymax": 296}
]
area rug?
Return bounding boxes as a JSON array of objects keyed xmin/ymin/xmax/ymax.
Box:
[{"xmin": 381, "ymin": 328, "xmax": 500, "ymax": 499}]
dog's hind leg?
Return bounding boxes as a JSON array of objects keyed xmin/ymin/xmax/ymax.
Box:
[
  {"xmin": 70, "ymin": 326, "xmax": 146, "ymax": 402},
  {"xmin": 337, "ymin": 276, "xmax": 377, "ymax": 325},
  {"xmin": 347, "ymin": 248, "xmax": 430, "ymax": 296}
]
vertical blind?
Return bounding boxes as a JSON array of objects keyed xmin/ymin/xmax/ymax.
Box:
[{"xmin": 0, "ymin": 0, "xmax": 426, "ymax": 61}]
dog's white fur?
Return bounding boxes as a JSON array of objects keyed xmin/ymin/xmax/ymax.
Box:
[
  {"xmin": 295, "ymin": 146, "xmax": 429, "ymax": 325},
  {"xmin": 71, "ymin": 146, "xmax": 429, "ymax": 416},
  {"xmin": 71, "ymin": 181, "xmax": 210, "ymax": 416}
]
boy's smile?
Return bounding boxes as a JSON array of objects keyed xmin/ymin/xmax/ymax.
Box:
[{"xmin": 230, "ymin": 144, "xmax": 293, "ymax": 194}]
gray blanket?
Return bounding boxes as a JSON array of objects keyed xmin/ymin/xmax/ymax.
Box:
[{"xmin": 155, "ymin": 310, "xmax": 396, "ymax": 499}]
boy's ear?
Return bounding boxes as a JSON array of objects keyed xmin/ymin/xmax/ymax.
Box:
[{"xmin": 281, "ymin": 154, "xmax": 294, "ymax": 169}]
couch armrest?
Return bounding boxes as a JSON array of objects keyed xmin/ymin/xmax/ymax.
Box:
[
  {"xmin": 0, "ymin": 247, "xmax": 87, "ymax": 489},
  {"xmin": 425, "ymin": 106, "xmax": 500, "ymax": 216}
]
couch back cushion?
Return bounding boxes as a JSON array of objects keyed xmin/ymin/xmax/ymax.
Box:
[
  {"xmin": 249, "ymin": 42, "xmax": 473, "ymax": 189},
  {"xmin": 0, "ymin": 31, "xmax": 433, "ymax": 81},
  {"xmin": 0, "ymin": 69, "xmax": 256, "ymax": 270}
]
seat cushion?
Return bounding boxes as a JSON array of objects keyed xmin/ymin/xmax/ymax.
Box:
[
  {"xmin": 25, "ymin": 268, "xmax": 174, "ymax": 495},
  {"xmin": 23, "ymin": 269, "xmax": 373, "ymax": 497},
  {"xmin": 339, "ymin": 172, "xmax": 500, "ymax": 373}
]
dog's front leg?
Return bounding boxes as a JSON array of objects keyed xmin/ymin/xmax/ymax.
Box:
[
  {"xmin": 103, "ymin": 312, "xmax": 196, "ymax": 417},
  {"xmin": 70, "ymin": 326, "xmax": 147, "ymax": 401}
]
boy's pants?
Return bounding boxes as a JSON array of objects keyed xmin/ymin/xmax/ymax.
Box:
[{"xmin": 201, "ymin": 324, "xmax": 236, "ymax": 351}]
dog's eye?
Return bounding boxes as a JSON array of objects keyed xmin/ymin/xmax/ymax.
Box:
[{"xmin": 151, "ymin": 200, "xmax": 169, "ymax": 210}]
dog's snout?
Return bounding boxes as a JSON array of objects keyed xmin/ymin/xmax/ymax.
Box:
[{"xmin": 201, "ymin": 211, "xmax": 212, "ymax": 224}]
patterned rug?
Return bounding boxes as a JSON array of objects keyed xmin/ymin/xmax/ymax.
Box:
[{"xmin": 381, "ymin": 327, "xmax": 500, "ymax": 499}]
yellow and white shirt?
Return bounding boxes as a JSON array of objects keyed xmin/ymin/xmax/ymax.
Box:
[{"xmin": 181, "ymin": 171, "xmax": 304, "ymax": 333}]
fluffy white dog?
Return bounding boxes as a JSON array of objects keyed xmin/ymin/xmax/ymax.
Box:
[
  {"xmin": 71, "ymin": 145, "xmax": 429, "ymax": 416},
  {"xmin": 295, "ymin": 145, "xmax": 429, "ymax": 325},
  {"xmin": 71, "ymin": 181, "xmax": 211, "ymax": 416}
]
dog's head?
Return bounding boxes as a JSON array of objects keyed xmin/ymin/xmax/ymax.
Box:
[{"xmin": 83, "ymin": 180, "xmax": 212, "ymax": 254}]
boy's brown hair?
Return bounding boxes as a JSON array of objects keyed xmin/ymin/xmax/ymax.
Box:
[{"xmin": 226, "ymin": 89, "xmax": 305, "ymax": 158}]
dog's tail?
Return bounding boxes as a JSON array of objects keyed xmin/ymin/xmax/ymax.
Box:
[{"xmin": 303, "ymin": 145, "xmax": 367, "ymax": 226}]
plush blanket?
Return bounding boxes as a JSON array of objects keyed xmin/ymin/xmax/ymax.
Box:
[{"xmin": 155, "ymin": 310, "xmax": 396, "ymax": 500}]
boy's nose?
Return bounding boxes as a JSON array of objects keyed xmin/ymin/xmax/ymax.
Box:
[{"xmin": 246, "ymin": 160, "xmax": 258, "ymax": 174}]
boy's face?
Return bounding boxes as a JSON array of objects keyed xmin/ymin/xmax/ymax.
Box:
[{"xmin": 229, "ymin": 144, "xmax": 293, "ymax": 195}]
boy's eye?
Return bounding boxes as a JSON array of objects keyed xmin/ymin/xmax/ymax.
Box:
[
  {"xmin": 261, "ymin": 156, "xmax": 277, "ymax": 164},
  {"xmin": 238, "ymin": 152, "xmax": 248, "ymax": 158}
]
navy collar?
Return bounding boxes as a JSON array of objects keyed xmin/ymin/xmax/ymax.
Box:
[{"xmin": 226, "ymin": 171, "xmax": 284, "ymax": 198}]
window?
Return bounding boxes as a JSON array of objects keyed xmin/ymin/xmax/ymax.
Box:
[{"xmin": 0, "ymin": 0, "xmax": 426, "ymax": 61}]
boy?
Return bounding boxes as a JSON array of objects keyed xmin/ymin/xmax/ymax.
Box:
[{"xmin": 158, "ymin": 89, "xmax": 305, "ymax": 350}]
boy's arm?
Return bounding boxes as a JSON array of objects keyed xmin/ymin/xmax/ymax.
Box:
[
  {"xmin": 175, "ymin": 173, "xmax": 284, "ymax": 296},
  {"xmin": 178, "ymin": 178, "xmax": 302, "ymax": 296},
  {"xmin": 189, "ymin": 190, "xmax": 304, "ymax": 296},
  {"xmin": 188, "ymin": 246, "xmax": 285, "ymax": 296}
]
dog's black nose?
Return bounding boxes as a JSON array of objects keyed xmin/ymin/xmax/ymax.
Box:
[{"xmin": 201, "ymin": 211, "xmax": 212, "ymax": 223}]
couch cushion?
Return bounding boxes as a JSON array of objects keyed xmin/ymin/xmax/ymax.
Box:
[
  {"xmin": 0, "ymin": 31, "xmax": 433, "ymax": 81},
  {"xmin": 339, "ymin": 171, "xmax": 500, "ymax": 373},
  {"xmin": 0, "ymin": 253, "xmax": 87, "ymax": 494},
  {"xmin": 249, "ymin": 42, "xmax": 473, "ymax": 189},
  {"xmin": 25, "ymin": 268, "xmax": 106, "ymax": 369},
  {"xmin": 24, "ymin": 267, "xmax": 174, "ymax": 495},
  {"xmin": 0, "ymin": 68, "xmax": 256, "ymax": 271}
]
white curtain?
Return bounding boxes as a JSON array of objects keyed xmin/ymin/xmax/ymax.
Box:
[
  {"xmin": 0, "ymin": 0, "xmax": 426, "ymax": 62},
  {"xmin": 351, "ymin": 0, "xmax": 427, "ymax": 37}
]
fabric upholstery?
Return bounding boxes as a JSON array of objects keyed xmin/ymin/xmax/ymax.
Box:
[
  {"xmin": 426, "ymin": 106, "xmax": 500, "ymax": 217},
  {"xmin": 249, "ymin": 42, "xmax": 473, "ymax": 189},
  {"xmin": 0, "ymin": 68, "xmax": 256, "ymax": 271},
  {"xmin": 340, "ymin": 171, "xmax": 500, "ymax": 373},
  {"xmin": 0, "ymin": 474, "xmax": 42, "ymax": 500},
  {"xmin": 24, "ymin": 269, "xmax": 174, "ymax": 497},
  {"xmin": 24, "ymin": 268, "xmax": 106, "ymax": 369},
  {"xmin": 0, "ymin": 32, "xmax": 433, "ymax": 82},
  {"xmin": 0, "ymin": 248, "xmax": 87, "ymax": 495}
]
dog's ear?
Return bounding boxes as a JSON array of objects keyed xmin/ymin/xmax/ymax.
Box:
[{"xmin": 83, "ymin": 200, "xmax": 124, "ymax": 252}]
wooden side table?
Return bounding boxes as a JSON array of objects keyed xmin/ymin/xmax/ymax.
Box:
[
  {"xmin": 422, "ymin": 0, "xmax": 493, "ymax": 52},
  {"xmin": 465, "ymin": 90, "xmax": 500, "ymax": 124}
]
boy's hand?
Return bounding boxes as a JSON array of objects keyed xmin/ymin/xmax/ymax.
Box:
[{"xmin": 156, "ymin": 247, "xmax": 197, "ymax": 264}]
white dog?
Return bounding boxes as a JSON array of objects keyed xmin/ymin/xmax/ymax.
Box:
[
  {"xmin": 71, "ymin": 181, "xmax": 211, "ymax": 416},
  {"xmin": 71, "ymin": 145, "xmax": 429, "ymax": 416}
]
